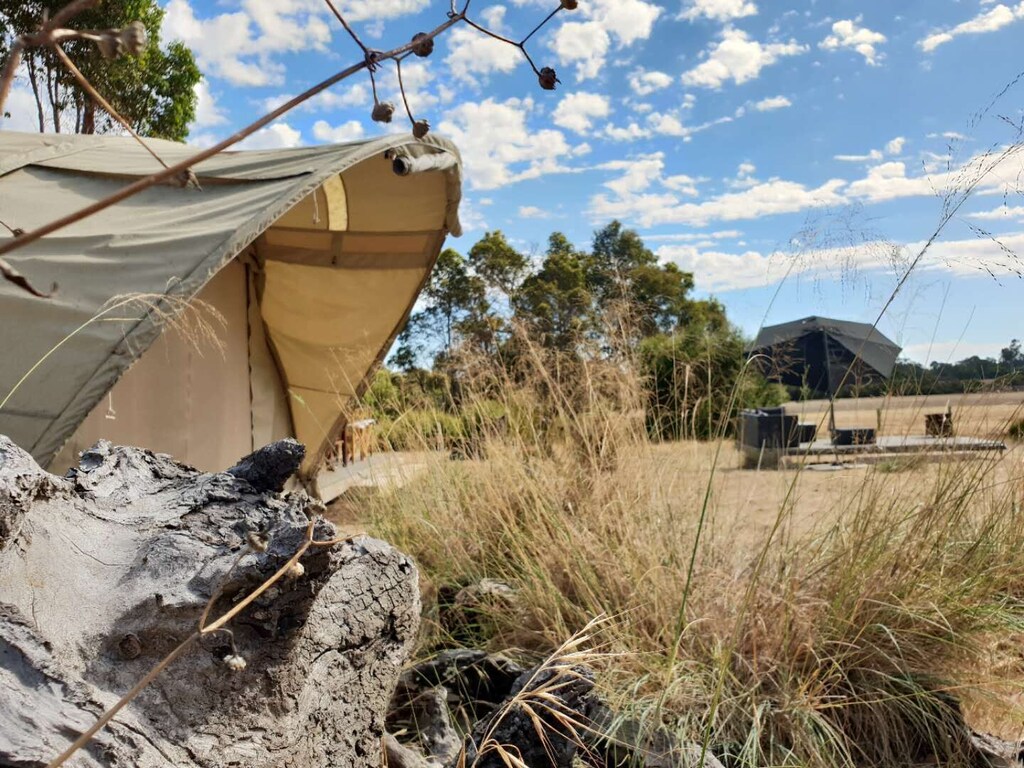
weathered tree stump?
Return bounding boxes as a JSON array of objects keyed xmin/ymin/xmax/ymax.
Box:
[{"xmin": 0, "ymin": 436, "xmax": 420, "ymax": 767}]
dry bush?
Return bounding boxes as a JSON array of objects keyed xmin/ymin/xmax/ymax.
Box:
[{"xmin": 365, "ymin": 333, "xmax": 1024, "ymax": 767}]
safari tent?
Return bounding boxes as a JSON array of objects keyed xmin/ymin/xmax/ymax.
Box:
[
  {"xmin": 0, "ymin": 130, "xmax": 463, "ymax": 495},
  {"xmin": 748, "ymin": 316, "xmax": 901, "ymax": 396}
]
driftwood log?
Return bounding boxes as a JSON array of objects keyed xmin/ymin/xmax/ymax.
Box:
[{"xmin": 0, "ymin": 436, "xmax": 420, "ymax": 767}]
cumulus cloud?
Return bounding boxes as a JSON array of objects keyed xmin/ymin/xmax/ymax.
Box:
[
  {"xmin": 237, "ymin": 122, "xmax": 303, "ymax": 149},
  {"xmin": 192, "ymin": 79, "xmax": 227, "ymax": 128},
  {"xmin": 919, "ymin": 2, "xmax": 1024, "ymax": 52},
  {"xmin": 444, "ymin": 6, "xmax": 522, "ymax": 84},
  {"xmin": 550, "ymin": 0, "xmax": 662, "ymax": 80},
  {"xmin": 657, "ymin": 232, "xmax": 1024, "ymax": 292},
  {"xmin": 628, "ymin": 69, "xmax": 674, "ymax": 96},
  {"xmin": 819, "ymin": 18, "xmax": 887, "ymax": 65},
  {"xmin": 681, "ymin": 28, "xmax": 807, "ymax": 89},
  {"xmin": 834, "ymin": 149, "xmax": 884, "ymax": 163},
  {"xmin": 552, "ymin": 92, "xmax": 611, "ymax": 134},
  {"xmin": 679, "ymin": 0, "xmax": 758, "ymax": 22},
  {"xmin": 311, "ymin": 119, "xmax": 365, "ymax": 143},
  {"xmin": 886, "ymin": 136, "xmax": 906, "ymax": 155},
  {"xmin": 752, "ymin": 95, "xmax": 792, "ymax": 111},
  {"xmin": 967, "ymin": 205, "xmax": 1024, "ymax": 221},
  {"xmin": 518, "ymin": 205, "xmax": 553, "ymax": 218},
  {"xmin": 438, "ymin": 97, "xmax": 578, "ymax": 190}
]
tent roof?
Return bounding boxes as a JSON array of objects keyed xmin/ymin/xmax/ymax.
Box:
[
  {"xmin": 750, "ymin": 316, "xmax": 902, "ymax": 379},
  {"xmin": 0, "ymin": 130, "xmax": 462, "ymax": 471}
]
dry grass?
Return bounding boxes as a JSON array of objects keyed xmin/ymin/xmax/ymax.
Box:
[{"xmin": 358, "ymin": 346, "xmax": 1024, "ymax": 767}]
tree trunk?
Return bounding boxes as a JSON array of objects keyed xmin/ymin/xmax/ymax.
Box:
[
  {"xmin": 0, "ymin": 436, "xmax": 420, "ymax": 767},
  {"xmin": 82, "ymin": 99, "xmax": 95, "ymax": 134},
  {"xmin": 25, "ymin": 53, "xmax": 45, "ymax": 132}
]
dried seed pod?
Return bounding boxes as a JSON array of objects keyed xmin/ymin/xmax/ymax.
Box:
[
  {"xmin": 412, "ymin": 119, "xmax": 430, "ymax": 139},
  {"xmin": 372, "ymin": 101, "xmax": 395, "ymax": 123},
  {"xmin": 119, "ymin": 21, "xmax": 148, "ymax": 56},
  {"xmin": 560, "ymin": 0, "xmax": 579, "ymax": 8},
  {"xmin": 94, "ymin": 32, "xmax": 122, "ymax": 60},
  {"xmin": 411, "ymin": 32, "xmax": 434, "ymax": 57},
  {"xmin": 538, "ymin": 67, "xmax": 560, "ymax": 91}
]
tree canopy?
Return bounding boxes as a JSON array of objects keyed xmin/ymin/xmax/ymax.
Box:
[
  {"xmin": 0, "ymin": 0, "xmax": 200, "ymax": 140},
  {"xmin": 393, "ymin": 221, "xmax": 731, "ymax": 368}
]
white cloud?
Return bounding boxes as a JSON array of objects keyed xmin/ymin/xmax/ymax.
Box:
[
  {"xmin": 236, "ymin": 122, "xmax": 303, "ymax": 149},
  {"xmin": 550, "ymin": 0, "xmax": 662, "ymax": 80},
  {"xmin": 518, "ymin": 205, "xmax": 553, "ymax": 219},
  {"xmin": 820, "ymin": 18, "xmax": 887, "ymax": 65},
  {"xmin": 657, "ymin": 232, "xmax": 1024, "ymax": 292},
  {"xmin": 681, "ymin": 28, "xmax": 808, "ymax": 89},
  {"xmin": 752, "ymin": 95, "xmax": 791, "ymax": 111},
  {"xmin": 335, "ymin": 0, "xmax": 431, "ymax": 22},
  {"xmin": 603, "ymin": 122, "xmax": 652, "ymax": 141},
  {"xmin": 834, "ymin": 149, "xmax": 884, "ymax": 163},
  {"xmin": 919, "ymin": 2, "xmax": 1024, "ymax": 52},
  {"xmin": 311, "ymin": 119, "xmax": 365, "ymax": 143},
  {"xmin": 679, "ymin": 0, "xmax": 758, "ymax": 22},
  {"xmin": 551, "ymin": 21, "xmax": 611, "ymax": 80},
  {"xmin": 967, "ymin": 205, "xmax": 1024, "ymax": 222},
  {"xmin": 886, "ymin": 136, "xmax": 906, "ymax": 155},
  {"xmin": 438, "ymin": 97, "xmax": 577, "ymax": 190},
  {"xmin": 628, "ymin": 69, "xmax": 674, "ymax": 96},
  {"xmin": 553, "ymin": 92, "xmax": 611, "ymax": 134},
  {"xmin": 192, "ymin": 79, "xmax": 227, "ymax": 128},
  {"xmin": 444, "ymin": 6, "xmax": 523, "ymax": 84},
  {"xmin": 591, "ymin": 162, "xmax": 848, "ymax": 227}
]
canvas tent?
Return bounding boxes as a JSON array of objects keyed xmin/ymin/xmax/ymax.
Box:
[
  {"xmin": 0, "ymin": 130, "xmax": 462, "ymax": 494},
  {"xmin": 748, "ymin": 316, "xmax": 902, "ymax": 395}
]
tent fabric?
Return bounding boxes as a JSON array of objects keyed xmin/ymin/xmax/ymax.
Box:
[
  {"xmin": 0, "ymin": 130, "xmax": 462, "ymax": 477},
  {"xmin": 749, "ymin": 316, "xmax": 902, "ymax": 393}
]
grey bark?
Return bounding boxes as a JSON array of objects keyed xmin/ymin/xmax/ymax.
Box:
[{"xmin": 0, "ymin": 436, "xmax": 420, "ymax": 768}]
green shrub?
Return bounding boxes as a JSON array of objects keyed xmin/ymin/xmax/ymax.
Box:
[{"xmin": 639, "ymin": 327, "xmax": 787, "ymax": 440}]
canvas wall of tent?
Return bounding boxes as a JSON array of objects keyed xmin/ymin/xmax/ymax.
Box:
[
  {"xmin": 747, "ymin": 316, "xmax": 902, "ymax": 396},
  {"xmin": 0, "ymin": 131, "xmax": 463, "ymax": 499}
]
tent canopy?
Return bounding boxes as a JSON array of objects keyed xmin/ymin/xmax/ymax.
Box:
[
  {"xmin": 748, "ymin": 316, "xmax": 901, "ymax": 395},
  {"xmin": 0, "ymin": 130, "xmax": 462, "ymax": 477}
]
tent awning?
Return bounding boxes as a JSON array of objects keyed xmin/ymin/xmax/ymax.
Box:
[{"xmin": 0, "ymin": 130, "xmax": 462, "ymax": 474}]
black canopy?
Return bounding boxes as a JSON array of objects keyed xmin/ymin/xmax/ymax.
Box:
[{"xmin": 748, "ymin": 316, "xmax": 902, "ymax": 395}]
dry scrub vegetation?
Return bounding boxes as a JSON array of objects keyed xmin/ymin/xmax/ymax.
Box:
[{"xmin": 358, "ymin": 340, "xmax": 1024, "ymax": 768}]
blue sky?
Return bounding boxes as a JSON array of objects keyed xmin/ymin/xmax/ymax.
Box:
[{"xmin": 5, "ymin": 0, "xmax": 1024, "ymax": 363}]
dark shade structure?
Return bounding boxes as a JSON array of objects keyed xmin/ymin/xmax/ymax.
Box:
[{"xmin": 748, "ymin": 316, "xmax": 902, "ymax": 396}]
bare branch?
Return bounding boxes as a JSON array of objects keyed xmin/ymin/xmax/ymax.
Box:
[
  {"xmin": 322, "ymin": 0, "xmax": 369, "ymax": 55},
  {"xmin": 0, "ymin": 9, "xmax": 472, "ymax": 260},
  {"xmin": 52, "ymin": 44, "xmax": 169, "ymax": 169}
]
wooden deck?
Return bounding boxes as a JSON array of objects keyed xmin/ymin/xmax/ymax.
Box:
[{"xmin": 793, "ymin": 435, "xmax": 1006, "ymax": 457}]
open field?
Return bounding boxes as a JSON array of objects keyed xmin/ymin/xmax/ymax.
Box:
[{"xmin": 784, "ymin": 391, "xmax": 1024, "ymax": 439}]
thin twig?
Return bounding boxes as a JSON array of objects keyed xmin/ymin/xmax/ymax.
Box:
[
  {"xmin": 52, "ymin": 44, "xmax": 168, "ymax": 169},
  {"xmin": 0, "ymin": 0, "xmax": 101, "ymax": 116},
  {"xmin": 322, "ymin": 0, "xmax": 368, "ymax": 55},
  {"xmin": 520, "ymin": 7, "xmax": 561, "ymax": 46},
  {"xmin": 47, "ymin": 518, "xmax": 357, "ymax": 767},
  {"xmin": 0, "ymin": 10, "xmax": 467, "ymax": 259},
  {"xmin": 46, "ymin": 633, "xmax": 200, "ymax": 767},
  {"xmin": 396, "ymin": 55, "xmax": 415, "ymax": 126}
]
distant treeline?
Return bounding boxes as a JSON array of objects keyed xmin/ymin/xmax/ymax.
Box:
[{"xmin": 833, "ymin": 340, "xmax": 1024, "ymax": 398}]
